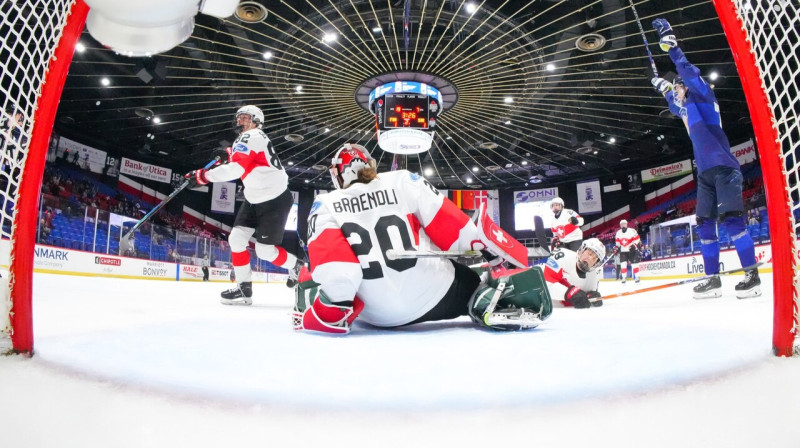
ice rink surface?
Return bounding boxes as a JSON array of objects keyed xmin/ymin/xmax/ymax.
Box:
[{"xmin": 2, "ymin": 272, "xmax": 800, "ymax": 447}]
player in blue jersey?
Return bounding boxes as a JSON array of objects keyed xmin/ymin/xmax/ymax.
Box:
[{"xmin": 650, "ymin": 18, "xmax": 760, "ymax": 299}]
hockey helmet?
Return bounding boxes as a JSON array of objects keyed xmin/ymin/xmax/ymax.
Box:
[
  {"xmin": 550, "ymin": 197, "xmax": 564, "ymax": 211},
  {"xmin": 330, "ymin": 143, "xmax": 376, "ymax": 189},
  {"xmin": 620, "ymin": 219, "xmax": 628, "ymax": 228},
  {"xmin": 235, "ymin": 105, "xmax": 264, "ymax": 130},
  {"xmin": 673, "ymin": 75, "xmax": 685, "ymax": 88},
  {"xmin": 577, "ymin": 238, "xmax": 606, "ymax": 271}
]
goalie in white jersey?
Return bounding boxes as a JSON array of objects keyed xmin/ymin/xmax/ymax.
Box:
[
  {"xmin": 543, "ymin": 238, "xmax": 606, "ymax": 309},
  {"xmin": 184, "ymin": 105, "xmax": 304, "ymax": 305},
  {"xmin": 293, "ymin": 143, "xmax": 553, "ymax": 334}
]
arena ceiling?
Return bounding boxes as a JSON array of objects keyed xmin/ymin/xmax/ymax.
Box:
[{"xmin": 55, "ymin": 0, "xmax": 753, "ymax": 191}]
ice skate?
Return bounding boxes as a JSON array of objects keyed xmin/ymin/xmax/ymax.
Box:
[
  {"xmin": 735, "ymin": 269, "xmax": 761, "ymax": 299},
  {"xmin": 693, "ymin": 275, "xmax": 721, "ymax": 299},
  {"xmin": 286, "ymin": 258, "xmax": 305, "ymax": 288},
  {"xmin": 635, "ymin": 277, "xmax": 640, "ymax": 284},
  {"xmin": 220, "ymin": 282, "xmax": 253, "ymax": 305}
]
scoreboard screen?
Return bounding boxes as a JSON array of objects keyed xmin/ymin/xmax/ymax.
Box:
[{"xmin": 383, "ymin": 94, "xmax": 430, "ymax": 129}]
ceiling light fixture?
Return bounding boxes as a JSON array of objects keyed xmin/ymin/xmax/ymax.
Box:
[
  {"xmin": 100, "ymin": 77, "xmax": 110, "ymax": 86},
  {"xmin": 263, "ymin": 51, "xmax": 273, "ymax": 60},
  {"xmin": 75, "ymin": 42, "xmax": 85, "ymax": 53}
]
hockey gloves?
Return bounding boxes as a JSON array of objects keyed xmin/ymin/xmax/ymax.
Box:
[
  {"xmin": 586, "ymin": 290, "xmax": 604, "ymax": 308},
  {"xmin": 651, "ymin": 77, "xmax": 674, "ymax": 94},
  {"xmin": 652, "ymin": 18, "xmax": 677, "ymax": 51},
  {"xmin": 569, "ymin": 216, "xmax": 580, "ymax": 226},
  {"xmin": 184, "ymin": 169, "xmax": 209, "ymax": 188},
  {"xmin": 295, "ymin": 290, "xmax": 364, "ymax": 334},
  {"xmin": 564, "ymin": 286, "xmax": 591, "ymax": 309}
]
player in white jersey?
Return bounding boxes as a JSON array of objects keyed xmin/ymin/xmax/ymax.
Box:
[
  {"xmin": 543, "ymin": 238, "xmax": 605, "ymax": 309},
  {"xmin": 184, "ymin": 105, "xmax": 304, "ymax": 305},
  {"xmin": 549, "ymin": 197, "xmax": 584, "ymax": 251},
  {"xmin": 292, "ymin": 143, "xmax": 552, "ymax": 334},
  {"xmin": 614, "ymin": 219, "xmax": 641, "ymax": 283}
]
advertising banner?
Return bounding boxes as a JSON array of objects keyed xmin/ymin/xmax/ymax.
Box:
[
  {"xmin": 731, "ymin": 139, "xmax": 757, "ymax": 165},
  {"xmin": 513, "ymin": 187, "xmax": 559, "ymax": 204},
  {"xmin": 120, "ymin": 157, "xmax": 172, "ymax": 183},
  {"xmin": 57, "ymin": 136, "xmax": 107, "ymax": 173},
  {"xmin": 641, "ymin": 159, "xmax": 692, "ymax": 183}
]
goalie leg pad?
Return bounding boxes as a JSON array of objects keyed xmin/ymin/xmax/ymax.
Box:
[{"xmin": 468, "ymin": 266, "xmax": 553, "ymax": 331}]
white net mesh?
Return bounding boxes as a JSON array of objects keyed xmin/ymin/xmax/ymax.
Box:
[
  {"xmin": 0, "ymin": 0, "xmax": 77, "ymax": 343},
  {"xmin": 732, "ymin": 0, "xmax": 800, "ymax": 346}
]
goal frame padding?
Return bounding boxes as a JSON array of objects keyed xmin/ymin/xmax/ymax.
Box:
[
  {"xmin": 711, "ymin": 0, "xmax": 797, "ymax": 356},
  {"xmin": 8, "ymin": 0, "xmax": 90, "ymax": 354}
]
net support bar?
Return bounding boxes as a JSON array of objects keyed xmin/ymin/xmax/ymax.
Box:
[{"xmin": 9, "ymin": 0, "xmax": 90, "ymax": 354}]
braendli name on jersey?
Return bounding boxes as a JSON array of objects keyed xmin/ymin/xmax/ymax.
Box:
[{"xmin": 332, "ymin": 189, "xmax": 399, "ymax": 213}]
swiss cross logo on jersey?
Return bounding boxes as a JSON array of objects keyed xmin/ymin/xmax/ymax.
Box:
[{"xmin": 492, "ymin": 229, "xmax": 507, "ymax": 244}]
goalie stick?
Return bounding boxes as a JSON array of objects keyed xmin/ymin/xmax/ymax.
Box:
[
  {"xmin": 628, "ymin": 0, "xmax": 659, "ymax": 78},
  {"xmin": 118, "ymin": 155, "xmax": 222, "ymax": 255},
  {"xmin": 600, "ymin": 261, "xmax": 764, "ymax": 300}
]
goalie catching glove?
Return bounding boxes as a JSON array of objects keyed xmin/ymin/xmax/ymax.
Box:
[{"xmin": 652, "ymin": 18, "xmax": 677, "ymax": 51}]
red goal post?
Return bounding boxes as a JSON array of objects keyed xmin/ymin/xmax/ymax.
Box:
[
  {"xmin": 711, "ymin": 0, "xmax": 800, "ymax": 356},
  {"xmin": 1, "ymin": 0, "xmax": 88, "ymax": 354}
]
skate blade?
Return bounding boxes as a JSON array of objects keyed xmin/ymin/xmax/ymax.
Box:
[
  {"xmin": 220, "ymin": 298, "xmax": 253, "ymax": 306},
  {"xmin": 693, "ymin": 291, "xmax": 722, "ymax": 300},
  {"xmin": 736, "ymin": 287, "xmax": 762, "ymax": 299}
]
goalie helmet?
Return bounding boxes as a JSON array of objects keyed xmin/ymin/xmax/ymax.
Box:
[
  {"xmin": 550, "ymin": 197, "xmax": 564, "ymax": 211},
  {"xmin": 330, "ymin": 143, "xmax": 376, "ymax": 189},
  {"xmin": 577, "ymin": 238, "xmax": 606, "ymax": 272},
  {"xmin": 235, "ymin": 105, "xmax": 264, "ymax": 130}
]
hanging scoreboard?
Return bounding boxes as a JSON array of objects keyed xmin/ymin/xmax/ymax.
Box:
[{"xmin": 369, "ymin": 81, "xmax": 442, "ymax": 154}]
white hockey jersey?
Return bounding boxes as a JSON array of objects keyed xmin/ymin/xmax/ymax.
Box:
[
  {"xmin": 307, "ymin": 170, "xmax": 480, "ymax": 327},
  {"xmin": 542, "ymin": 248, "xmax": 601, "ymax": 302},
  {"xmin": 551, "ymin": 208, "xmax": 584, "ymax": 243},
  {"xmin": 204, "ymin": 128, "xmax": 288, "ymax": 204},
  {"xmin": 615, "ymin": 227, "xmax": 641, "ymax": 252}
]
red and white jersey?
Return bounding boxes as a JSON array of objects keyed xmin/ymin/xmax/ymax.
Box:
[
  {"xmin": 204, "ymin": 128, "xmax": 288, "ymax": 203},
  {"xmin": 615, "ymin": 227, "xmax": 640, "ymax": 252},
  {"xmin": 551, "ymin": 208, "xmax": 584, "ymax": 243},
  {"xmin": 543, "ymin": 248, "xmax": 601, "ymax": 300},
  {"xmin": 307, "ymin": 170, "xmax": 480, "ymax": 327}
]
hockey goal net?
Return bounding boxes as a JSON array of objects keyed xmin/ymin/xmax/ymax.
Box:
[
  {"xmin": 1, "ymin": 0, "xmax": 88, "ymax": 354},
  {"xmin": 711, "ymin": 0, "xmax": 800, "ymax": 356},
  {"xmin": 0, "ymin": 1, "xmax": 798, "ymax": 356}
]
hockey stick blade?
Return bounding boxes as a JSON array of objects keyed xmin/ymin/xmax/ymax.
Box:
[
  {"xmin": 601, "ymin": 261, "xmax": 764, "ymax": 300},
  {"xmin": 533, "ymin": 215, "xmax": 551, "ymax": 256},
  {"xmin": 119, "ymin": 155, "xmax": 222, "ymax": 255},
  {"xmin": 385, "ymin": 249, "xmax": 483, "ymax": 260}
]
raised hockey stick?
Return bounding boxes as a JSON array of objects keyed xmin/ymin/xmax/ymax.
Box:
[
  {"xmin": 600, "ymin": 261, "xmax": 764, "ymax": 300},
  {"xmin": 118, "ymin": 155, "xmax": 222, "ymax": 255},
  {"xmin": 628, "ymin": 0, "xmax": 659, "ymax": 78}
]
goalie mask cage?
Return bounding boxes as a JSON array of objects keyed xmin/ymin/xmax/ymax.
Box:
[{"xmin": 0, "ymin": 0, "xmax": 798, "ymax": 356}]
